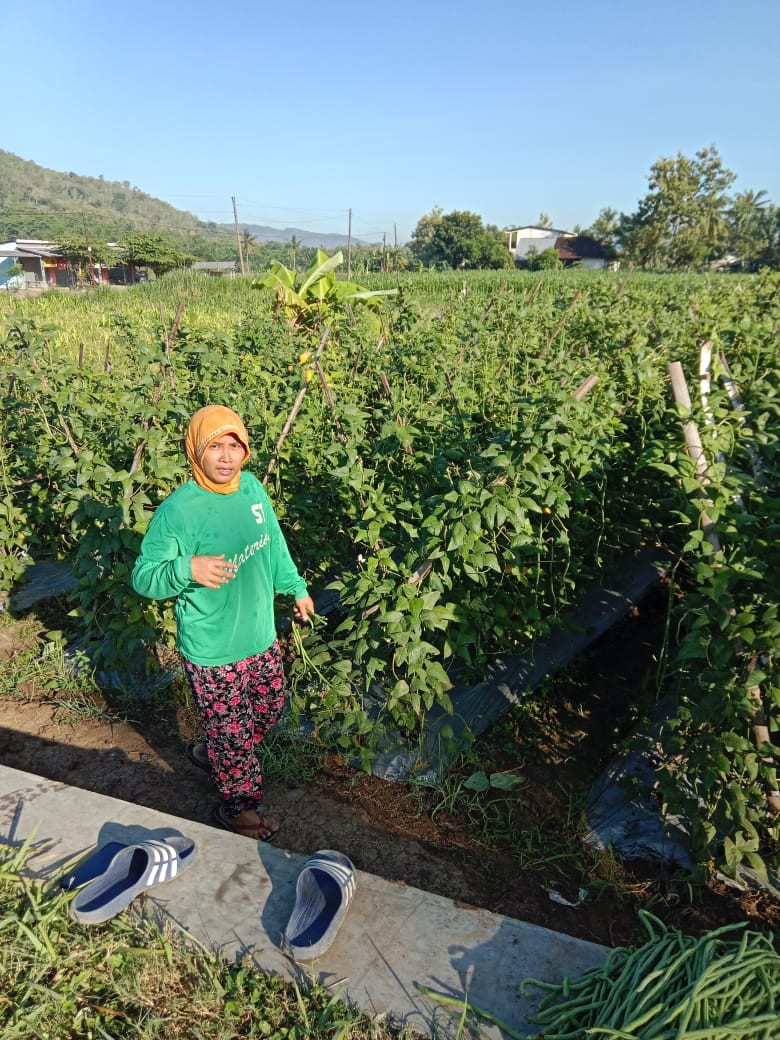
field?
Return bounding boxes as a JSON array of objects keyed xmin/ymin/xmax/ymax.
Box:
[{"xmin": 1, "ymin": 264, "xmax": 779, "ymax": 946}]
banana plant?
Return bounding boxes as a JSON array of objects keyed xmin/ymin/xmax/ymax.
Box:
[{"xmin": 253, "ymin": 249, "xmax": 396, "ymax": 330}]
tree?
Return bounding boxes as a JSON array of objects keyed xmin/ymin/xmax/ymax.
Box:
[
  {"xmin": 726, "ymin": 190, "xmax": 772, "ymax": 269},
  {"xmin": 525, "ymin": 246, "xmax": 562, "ymax": 271},
  {"xmin": 410, "ymin": 209, "xmax": 510, "ymax": 269},
  {"xmin": 120, "ymin": 232, "xmax": 193, "ymax": 278},
  {"xmin": 241, "ymin": 229, "xmax": 257, "ymax": 269},
  {"xmin": 53, "ymin": 236, "xmax": 114, "ymax": 283},
  {"xmin": 620, "ymin": 147, "xmax": 736, "ymax": 269},
  {"xmin": 409, "ymin": 207, "xmax": 444, "ymax": 267},
  {"xmin": 584, "ymin": 207, "xmax": 620, "ymax": 253},
  {"xmin": 289, "ymin": 235, "xmax": 301, "ymax": 272},
  {"xmin": 537, "ymin": 212, "xmax": 554, "ymax": 229}
]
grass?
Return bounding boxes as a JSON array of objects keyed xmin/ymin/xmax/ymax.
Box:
[
  {"xmin": 0, "ymin": 614, "xmax": 120, "ymax": 726},
  {"xmin": 0, "ymin": 838, "xmax": 420, "ymax": 1040}
]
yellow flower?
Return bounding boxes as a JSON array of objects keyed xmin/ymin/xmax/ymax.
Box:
[
  {"xmin": 299, "ymin": 351, "xmax": 312, "ymax": 364},
  {"xmin": 304, "ymin": 368, "xmax": 314, "ymax": 383}
]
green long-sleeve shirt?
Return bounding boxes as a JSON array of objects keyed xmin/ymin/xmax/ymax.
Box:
[{"xmin": 132, "ymin": 471, "xmax": 307, "ymax": 667}]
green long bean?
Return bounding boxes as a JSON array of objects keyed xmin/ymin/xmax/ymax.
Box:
[{"xmin": 519, "ymin": 911, "xmax": 780, "ymax": 1040}]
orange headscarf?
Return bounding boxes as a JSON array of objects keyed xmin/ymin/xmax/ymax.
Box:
[{"xmin": 185, "ymin": 405, "xmax": 250, "ymax": 494}]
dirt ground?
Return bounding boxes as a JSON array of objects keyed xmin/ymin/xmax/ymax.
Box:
[{"xmin": 1, "ymin": 584, "xmax": 779, "ymax": 951}]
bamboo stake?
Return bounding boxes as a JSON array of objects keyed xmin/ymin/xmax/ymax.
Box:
[
  {"xmin": 703, "ymin": 350, "xmax": 778, "ymax": 812},
  {"xmin": 671, "ymin": 360, "xmax": 779, "ymax": 815},
  {"xmin": 263, "ymin": 326, "xmax": 331, "ymax": 484},
  {"xmin": 719, "ymin": 351, "xmax": 764, "ymax": 483},
  {"xmin": 314, "ymin": 359, "xmax": 348, "ymax": 446},
  {"xmin": 58, "ymin": 414, "xmax": 80, "ymax": 456},
  {"xmin": 668, "ymin": 361, "xmax": 718, "ymax": 548},
  {"xmin": 443, "ymin": 371, "xmax": 464, "ymax": 424},
  {"xmin": 539, "ymin": 290, "xmax": 583, "ymax": 358},
  {"xmin": 574, "ymin": 374, "xmax": 598, "ymax": 401},
  {"xmin": 127, "ymin": 305, "xmax": 186, "ymax": 480},
  {"xmin": 456, "ymin": 285, "xmax": 508, "ymax": 367}
]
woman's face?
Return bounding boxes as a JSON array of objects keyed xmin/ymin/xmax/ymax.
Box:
[{"xmin": 200, "ymin": 433, "xmax": 246, "ymax": 485}]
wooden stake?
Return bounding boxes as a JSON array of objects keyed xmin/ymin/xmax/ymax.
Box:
[
  {"xmin": 264, "ymin": 326, "xmax": 331, "ymax": 483},
  {"xmin": 539, "ymin": 290, "xmax": 582, "ymax": 358},
  {"xmin": 314, "ymin": 359, "xmax": 348, "ymax": 446},
  {"xmin": 574, "ymin": 374, "xmax": 598, "ymax": 401}
]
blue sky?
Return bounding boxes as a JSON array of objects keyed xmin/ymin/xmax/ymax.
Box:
[{"xmin": 4, "ymin": 0, "xmax": 778, "ymax": 245}]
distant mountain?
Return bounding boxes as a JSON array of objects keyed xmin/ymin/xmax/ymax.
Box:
[
  {"xmin": 0, "ymin": 150, "xmax": 369, "ymax": 251},
  {"xmin": 241, "ymin": 224, "xmax": 371, "ymax": 249}
]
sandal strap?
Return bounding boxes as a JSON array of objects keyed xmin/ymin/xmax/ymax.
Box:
[
  {"xmin": 305, "ymin": 856, "xmax": 356, "ymax": 893},
  {"xmin": 140, "ymin": 840, "xmax": 185, "ymax": 885}
]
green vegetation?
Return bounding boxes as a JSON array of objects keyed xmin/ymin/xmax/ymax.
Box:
[
  {"xmin": 409, "ymin": 209, "xmax": 512, "ymax": 270},
  {"xmin": 0, "ymin": 839, "xmax": 415, "ymax": 1040},
  {"xmin": 421, "ymin": 910, "xmax": 780, "ymax": 1039},
  {"xmin": 585, "ymin": 147, "xmax": 780, "ymax": 270},
  {"xmin": 4, "ymin": 145, "xmax": 779, "ymax": 275},
  {"xmin": 1, "ymin": 266, "xmax": 779, "ymax": 879}
]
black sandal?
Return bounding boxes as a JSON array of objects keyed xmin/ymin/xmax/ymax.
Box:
[
  {"xmin": 213, "ymin": 804, "xmax": 280, "ymax": 843},
  {"xmin": 185, "ymin": 742, "xmax": 211, "ymax": 773}
]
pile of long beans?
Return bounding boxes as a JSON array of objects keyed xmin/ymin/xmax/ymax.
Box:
[{"xmin": 522, "ymin": 910, "xmax": 780, "ymax": 1039}]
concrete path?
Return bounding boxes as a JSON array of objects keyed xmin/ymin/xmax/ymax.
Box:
[{"xmin": 0, "ymin": 764, "xmax": 608, "ymax": 1039}]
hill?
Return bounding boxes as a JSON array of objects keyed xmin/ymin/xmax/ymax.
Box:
[
  {"xmin": 242, "ymin": 223, "xmax": 365, "ymax": 249},
  {"xmin": 0, "ymin": 150, "xmax": 365, "ymax": 254}
]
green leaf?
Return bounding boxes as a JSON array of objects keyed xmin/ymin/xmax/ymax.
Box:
[{"xmin": 463, "ymin": 771, "xmax": 490, "ymax": 792}]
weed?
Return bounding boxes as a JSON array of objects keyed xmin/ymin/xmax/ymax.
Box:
[{"xmin": 0, "ymin": 840, "xmax": 415, "ymax": 1040}]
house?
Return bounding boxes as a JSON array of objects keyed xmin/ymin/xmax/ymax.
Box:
[
  {"xmin": 507, "ymin": 226, "xmax": 608, "ymax": 270},
  {"xmin": 0, "ymin": 240, "xmax": 64, "ymax": 289},
  {"xmin": 553, "ymin": 234, "xmax": 608, "ymax": 269},
  {"xmin": 0, "ymin": 240, "xmax": 141, "ymax": 288},
  {"xmin": 191, "ymin": 261, "xmax": 237, "ymax": 278},
  {"xmin": 507, "ymin": 225, "xmax": 572, "ymax": 259}
]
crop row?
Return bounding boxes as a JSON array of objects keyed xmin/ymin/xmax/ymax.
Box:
[{"xmin": 1, "ymin": 267, "xmax": 778, "ymax": 873}]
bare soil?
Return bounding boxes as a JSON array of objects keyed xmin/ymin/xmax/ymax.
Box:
[{"xmin": 1, "ymin": 586, "xmax": 778, "ymax": 950}]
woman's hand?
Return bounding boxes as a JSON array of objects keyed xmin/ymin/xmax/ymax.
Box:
[
  {"xmin": 192, "ymin": 554, "xmax": 237, "ymax": 589},
  {"xmin": 294, "ymin": 595, "xmax": 316, "ymax": 622}
]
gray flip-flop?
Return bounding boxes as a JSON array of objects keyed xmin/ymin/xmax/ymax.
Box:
[
  {"xmin": 68, "ymin": 836, "xmax": 197, "ymax": 924},
  {"xmin": 282, "ymin": 850, "xmax": 356, "ymax": 960}
]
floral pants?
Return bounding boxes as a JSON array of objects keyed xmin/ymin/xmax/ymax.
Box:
[{"xmin": 182, "ymin": 641, "xmax": 285, "ymax": 817}]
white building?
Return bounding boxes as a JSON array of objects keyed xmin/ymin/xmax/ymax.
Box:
[{"xmin": 507, "ymin": 226, "xmax": 608, "ymax": 270}]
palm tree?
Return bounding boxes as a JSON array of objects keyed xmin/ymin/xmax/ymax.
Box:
[
  {"xmin": 241, "ymin": 229, "xmax": 257, "ymax": 272},
  {"xmin": 727, "ymin": 190, "xmax": 770, "ymax": 269},
  {"xmin": 289, "ymin": 235, "xmax": 301, "ymax": 272}
]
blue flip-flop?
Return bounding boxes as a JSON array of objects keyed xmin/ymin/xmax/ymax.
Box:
[
  {"xmin": 282, "ymin": 850, "xmax": 356, "ymax": 961},
  {"xmin": 67, "ymin": 836, "xmax": 197, "ymax": 924}
]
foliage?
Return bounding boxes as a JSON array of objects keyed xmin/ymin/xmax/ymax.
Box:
[
  {"xmin": 2, "ymin": 268, "xmax": 779, "ymax": 876},
  {"xmin": 252, "ymin": 249, "xmax": 396, "ymax": 333},
  {"xmin": 582, "ymin": 207, "xmax": 620, "ymax": 257},
  {"xmin": 120, "ymin": 232, "xmax": 194, "ymax": 277},
  {"xmin": 409, "ymin": 209, "xmax": 512, "ymax": 269},
  {"xmin": 650, "ymin": 292, "xmax": 780, "ymax": 875},
  {"xmin": 726, "ymin": 190, "xmax": 778, "ymax": 271},
  {"xmin": 618, "ymin": 147, "xmax": 736, "ymax": 269},
  {"xmin": 524, "ymin": 246, "xmax": 563, "ymax": 271}
]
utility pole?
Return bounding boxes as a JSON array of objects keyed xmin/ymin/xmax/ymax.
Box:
[
  {"xmin": 81, "ymin": 211, "xmax": 96, "ymax": 285},
  {"xmin": 232, "ymin": 196, "xmax": 247, "ymax": 276},
  {"xmin": 382, "ymin": 232, "xmax": 387, "ymax": 273},
  {"xmin": 347, "ymin": 208, "xmax": 352, "ymax": 280}
]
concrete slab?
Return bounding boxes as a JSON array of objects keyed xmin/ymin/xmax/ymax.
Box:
[{"xmin": 0, "ymin": 764, "xmax": 608, "ymax": 1039}]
